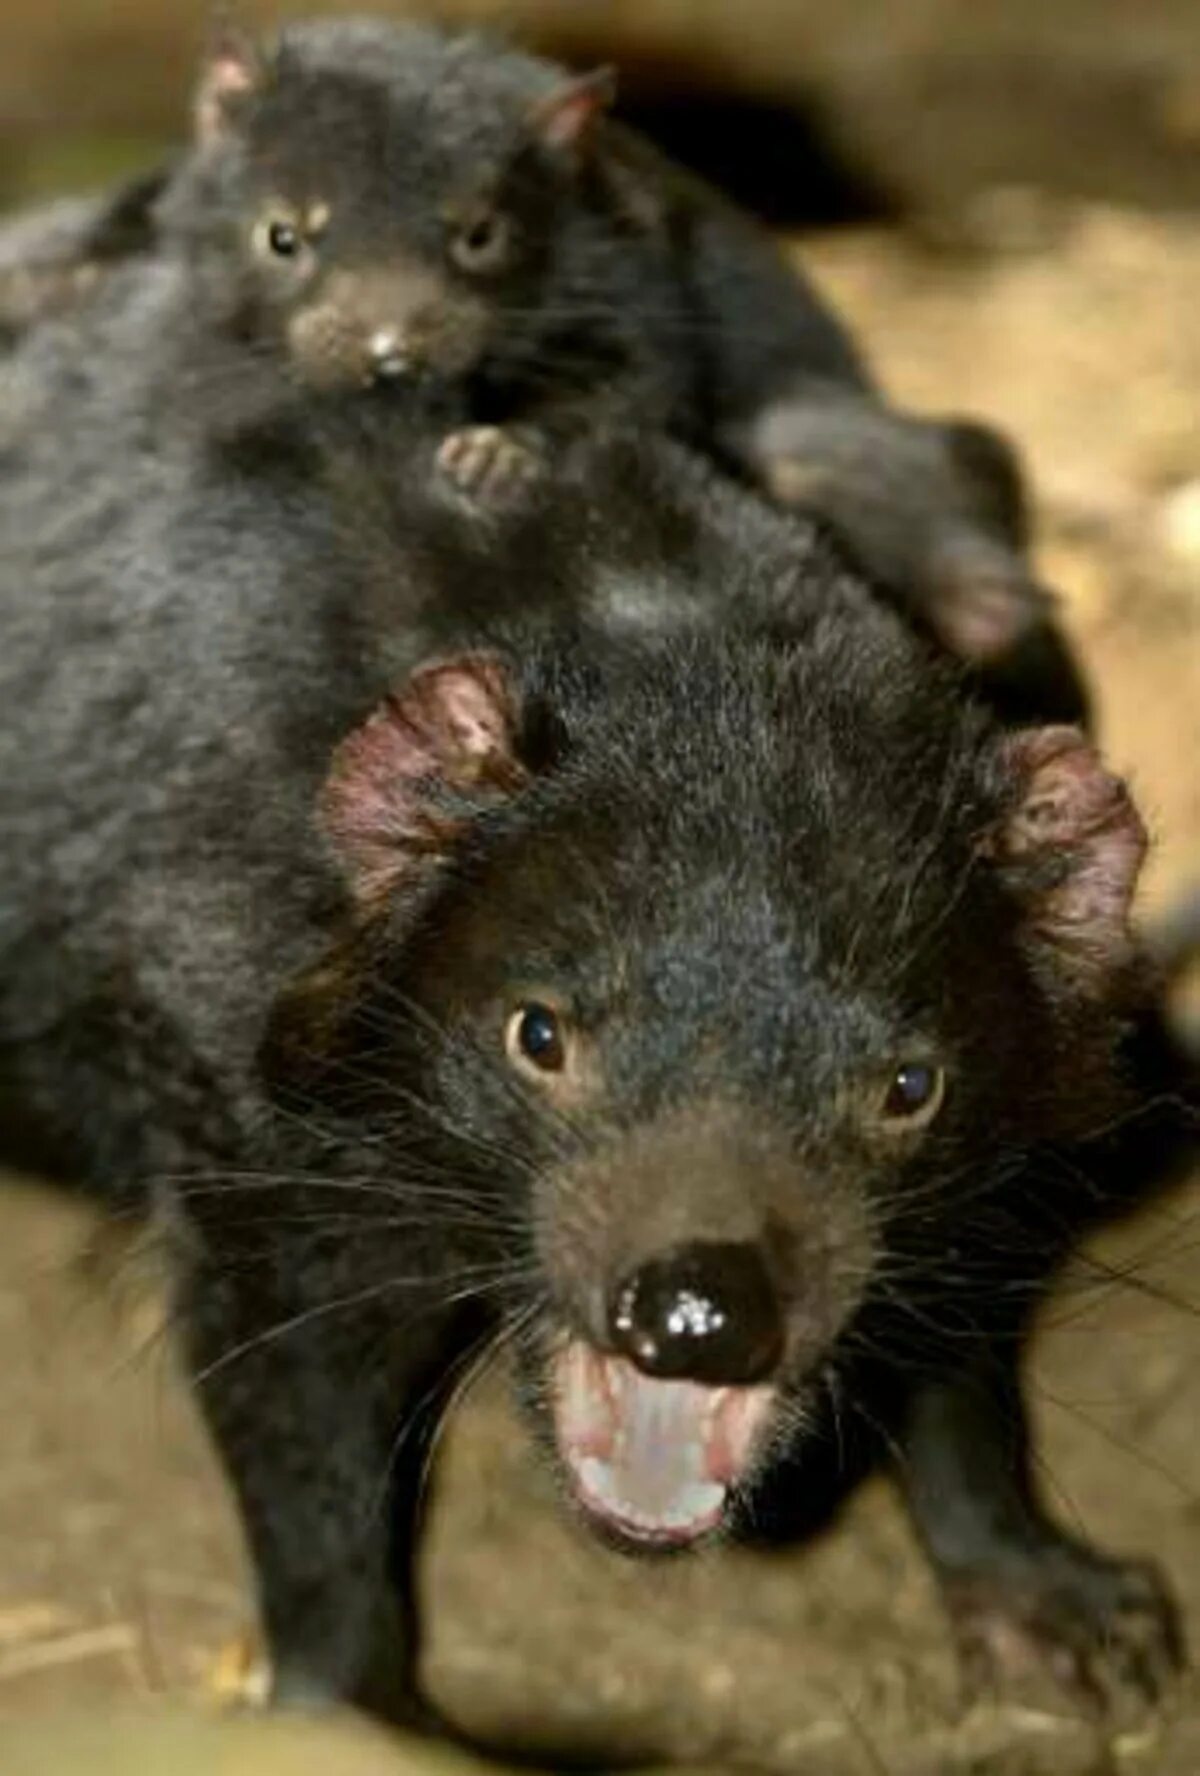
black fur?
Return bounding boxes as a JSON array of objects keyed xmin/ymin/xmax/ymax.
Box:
[
  {"xmin": 0, "ymin": 267, "xmax": 1188, "ymax": 1729},
  {"xmin": 0, "ymin": 15, "xmax": 1083, "ymax": 715},
  {"xmin": 0, "ymin": 171, "xmax": 167, "ymax": 347}
]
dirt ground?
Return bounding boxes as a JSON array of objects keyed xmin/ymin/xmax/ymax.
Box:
[{"xmin": 0, "ymin": 205, "xmax": 1198, "ymax": 1773}]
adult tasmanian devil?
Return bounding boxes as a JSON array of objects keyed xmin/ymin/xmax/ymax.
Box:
[{"xmin": 0, "ymin": 284, "xmax": 1191, "ymax": 1729}]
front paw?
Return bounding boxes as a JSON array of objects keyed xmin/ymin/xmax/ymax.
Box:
[
  {"xmin": 945, "ymin": 1545, "xmax": 1183, "ymax": 1721},
  {"xmin": 436, "ymin": 425, "xmax": 543, "ymax": 509}
]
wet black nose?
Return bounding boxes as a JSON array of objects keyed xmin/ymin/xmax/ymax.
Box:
[{"xmin": 609, "ymin": 1241, "xmax": 784, "ymax": 1385}]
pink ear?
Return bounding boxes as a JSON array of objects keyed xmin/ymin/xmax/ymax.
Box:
[
  {"xmin": 979, "ymin": 726, "xmax": 1147, "ymax": 992},
  {"xmin": 194, "ymin": 23, "xmax": 263, "ymax": 146},
  {"xmin": 321, "ymin": 653, "xmax": 526, "ymax": 909},
  {"xmin": 529, "ymin": 66, "xmax": 617, "ymax": 155}
]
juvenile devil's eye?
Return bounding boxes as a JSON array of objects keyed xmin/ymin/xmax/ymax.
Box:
[
  {"xmin": 267, "ymin": 220, "xmax": 301, "ymax": 258},
  {"xmin": 449, "ymin": 210, "xmax": 511, "ymax": 275},
  {"xmin": 879, "ymin": 1063, "xmax": 946, "ymax": 1129},
  {"xmin": 506, "ymin": 1002, "xmax": 565, "ymax": 1074}
]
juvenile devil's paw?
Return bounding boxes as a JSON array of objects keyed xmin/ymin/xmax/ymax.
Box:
[
  {"xmin": 436, "ymin": 425, "xmax": 544, "ymax": 509},
  {"xmin": 921, "ymin": 547, "xmax": 1051, "ymax": 665},
  {"xmin": 945, "ymin": 1545, "xmax": 1184, "ymax": 1723}
]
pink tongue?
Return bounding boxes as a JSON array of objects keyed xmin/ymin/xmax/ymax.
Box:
[{"xmin": 553, "ymin": 1341, "xmax": 773, "ymax": 1545}]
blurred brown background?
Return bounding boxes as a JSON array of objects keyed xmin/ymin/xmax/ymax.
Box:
[
  {"xmin": 1, "ymin": 4, "xmax": 1198, "ymax": 1773},
  {"xmin": 4, "ymin": 0, "xmax": 1200, "ymax": 218}
]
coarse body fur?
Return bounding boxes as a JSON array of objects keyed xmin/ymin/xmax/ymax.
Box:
[
  {"xmin": 0, "ymin": 16, "xmax": 1084, "ymax": 716},
  {"xmin": 0, "ymin": 256, "xmax": 1191, "ymax": 1730}
]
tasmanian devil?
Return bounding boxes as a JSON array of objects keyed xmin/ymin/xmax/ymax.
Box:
[
  {"xmin": 273, "ymin": 608, "xmax": 1193, "ymax": 1721},
  {"xmin": 0, "ymin": 248, "xmax": 1189, "ymax": 1734},
  {"xmin": 0, "ymin": 13, "xmax": 1074, "ymax": 706}
]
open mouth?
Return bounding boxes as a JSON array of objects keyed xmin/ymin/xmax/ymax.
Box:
[{"xmin": 552, "ymin": 1339, "xmax": 774, "ymax": 1548}]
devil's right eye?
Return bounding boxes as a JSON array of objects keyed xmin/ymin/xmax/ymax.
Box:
[{"xmin": 877, "ymin": 1062, "xmax": 946, "ymax": 1130}]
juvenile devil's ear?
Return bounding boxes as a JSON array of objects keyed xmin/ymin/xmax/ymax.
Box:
[
  {"xmin": 529, "ymin": 66, "xmax": 617, "ymax": 157},
  {"xmin": 321, "ymin": 652, "xmax": 527, "ymax": 911},
  {"xmin": 979, "ymin": 726, "xmax": 1147, "ymax": 996},
  {"xmin": 194, "ymin": 17, "xmax": 264, "ymax": 147}
]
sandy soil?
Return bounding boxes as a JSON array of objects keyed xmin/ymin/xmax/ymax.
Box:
[{"xmin": 0, "ymin": 206, "xmax": 1197, "ymax": 1773}]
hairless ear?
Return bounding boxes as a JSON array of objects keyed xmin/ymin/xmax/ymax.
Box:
[
  {"xmin": 321, "ymin": 652, "xmax": 527, "ymax": 910},
  {"xmin": 979, "ymin": 726, "xmax": 1147, "ymax": 995},
  {"xmin": 529, "ymin": 66, "xmax": 617, "ymax": 156},
  {"xmin": 195, "ymin": 19, "xmax": 264, "ymax": 146}
]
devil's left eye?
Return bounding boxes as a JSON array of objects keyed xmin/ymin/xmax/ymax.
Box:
[
  {"xmin": 879, "ymin": 1063, "xmax": 945, "ymax": 1128},
  {"xmin": 252, "ymin": 214, "xmax": 316, "ymax": 267},
  {"xmin": 506, "ymin": 1002, "xmax": 565, "ymax": 1074}
]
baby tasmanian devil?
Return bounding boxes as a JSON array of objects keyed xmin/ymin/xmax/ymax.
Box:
[{"xmin": 56, "ymin": 13, "xmax": 1060, "ymax": 681}]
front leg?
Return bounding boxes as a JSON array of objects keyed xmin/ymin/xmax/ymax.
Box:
[
  {"xmin": 898, "ymin": 1343, "xmax": 1182, "ymax": 1718},
  {"xmin": 180, "ymin": 1240, "xmax": 481, "ymax": 1726}
]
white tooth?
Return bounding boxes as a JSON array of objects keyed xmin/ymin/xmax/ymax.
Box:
[
  {"xmin": 370, "ymin": 327, "xmax": 401, "ymax": 358},
  {"xmin": 680, "ymin": 1481, "xmax": 725, "ymax": 1519},
  {"xmin": 579, "ymin": 1456, "xmax": 614, "ymax": 1504}
]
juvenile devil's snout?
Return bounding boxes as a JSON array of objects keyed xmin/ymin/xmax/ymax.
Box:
[
  {"xmin": 367, "ymin": 326, "xmax": 410, "ymax": 380},
  {"xmin": 287, "ymin": 261, "xmax": 486, "ymax": 387},
  {"xmin": 609, "ymin": 1240, "xmax": 784, "ymax": 1386}
]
